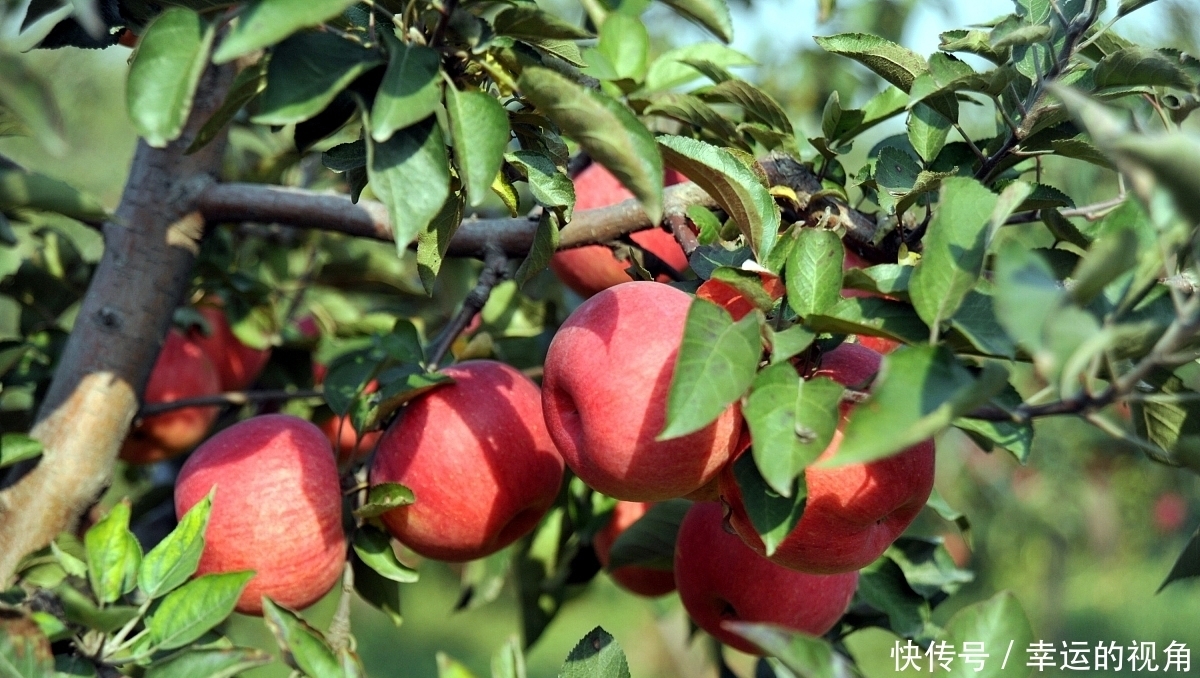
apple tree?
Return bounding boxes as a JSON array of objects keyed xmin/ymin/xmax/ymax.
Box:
[{"xmin": 1, "ymin": 0, "xmax": 1200, "ymax": 675}]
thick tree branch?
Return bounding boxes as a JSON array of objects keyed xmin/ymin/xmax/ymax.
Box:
[
  {"xmin": 195, "ymin": 154, "xmax": 894, "ymax": 262},
  {"xmin": 0, "ymin": 64, "xmax": 235, "ymax": 583}
]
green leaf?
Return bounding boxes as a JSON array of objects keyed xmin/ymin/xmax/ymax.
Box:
[
  {"xmin": 213, "ymin": 0, "xmax": 360, "ymax": 64},
  {"xmin": 252, "ymin": 31, "xmax": 383, "ymax": 126},
  {"xmin": 514, "ymin": 211, "xmax": 560, "ymax": 288},
  {"xmin": 0, "ymin": 612, "xmax": 53, "ymax": 678},
  {"xmin": 767, "ymin": 324, "xmax": 816, "ymax": 364},
  {"xmin": 492, "ymin": 6, "xmax": 593, "ymax": 41},
  {"xmin": 144, "ymin": 648, "xmax": 272, "ymax": 678},
  {"xmin": 126, "ymin": 9, "xmax": 216, "ymax": 148},
  {"xmin": 1160, "ymin": 526, "xmax": 1200, "ymax": 592},
  {"xmin": 939, "ymin": 29, "xmax": 1008, "ymax": 64},
  {"xmin": 953, "ymin": 383, "xmax": 1032, "ymax": 464},
  {"xmin": 371, "ymin": 35, "xmax": 443, "ymax": 143},
  {"xmin": 659, "ymin": 298, "xmax": 761, "ymax": 440},
  {"xmin": 823, "ymin": 347, "xmax": 1008, "ymax": 466},
  {"xmin": 949, "ymin": 291, "xmax": 1017, "ymax": 359},
  {"xmin": 1118, "ymin": 0, "xmax": 1159, "ymax": 16},
  {"xmin": 1069, "ymin": 227, "xmax": 1139, "ymax": 306},
  {"xmin": 785, "ymin": 229, "xmax": 843, "ymax": 318},
  {"xmin": 827, "ymin": 87, "xmax": 909, "ymax": 144},
  {"xmin": 446, "ymin": 88, "xmax": 510, "ymax": 207},
  {"xmin": 84, "ymin": 501, "xmax": 142, "ymax": 605},
  {"xmin": 262, "ymin": 598, "xmax": 342, "ymax": 678},
  {"xmin": 559, "ymin": 628, "xmax": 630, "ymax": 678},
  {"xmin": 641, "ymin": 92, "xmax": 741, "ymax": 141},
  {"xmin": 491, "ymin": 637, "xmax": 526, "ymax": 678},
  {"xmin": 139, "ymin": 489, "xmax": 213, "ymax": 599},
  {"xmin": 187, "ymin": 59, "xmax": 268, "ymax": 154},
  {"xmin": 438, "ymin": 654, "xmax": 480, "ymax": 678},
  {"xmin": 842, "ymin": 264, "xmax": 912, "ymax": 299},
  {"xmin": 1094, "ymin": 47, "xmax": 1194, "ymax": 91},
  {"xmin": 352, "ymin": 525, "xmax": 419, "ymax": 583},
  {"xmin": 0, "ymin": 53, "xmax": 66, "ymax": 156},
  {"xmin": 936, "ymin": 591, "xmax": 1034, "ymax": 678},
  {"xmin": 723, "ymin": 624, "xmax": 859, "ymax": 678},
  {"xmin": 0, "ymin": 434, "xmax": 42, "ymax": 469},
  {"xmin": 697, "ymin": 80, "xmax": 792, "ymax": 135},
  {"xmin": 352, "ymin": 556, "xmax": 403, "ymax": 626},
  {"xmin": 658, "ymin": 135, "xmax": 780, "ymax": 265},
  {"xmin": 148, "ymin": 572, "xmax": 253, "ymax": 651},
  {"xmin": 354, "ymin": 482, "xmax": 416, "ymax": 519},
  {"xmin": 745, "ymin": 366, "xmax": 841, "ymax": 496},
  {"xmin": 814, "ymin": 33, "xmax": 928, "ymax": 92},
  {"xmin": 806, "ymin": 297, "xmax": 930, "ymax": 345},
  {"xmin": 906, "ymin": 102, "xmax": 951, "ymax": 163},
  {"xmin": 505, "ymin": 151, "xmax": 574, "ymax": 219},
  {"xmin": 909, "ymin": 178, "xmax": 998, "ymax": 333},
  {"xmin": 605, "ymin": 499, "xmax": 689, "ymax": 571},
  {"xmin": 992, "ymin": 243, "xmax": 1063, "ymax": 357},
  {"xmin": 643, "ymin": 43, "xmax": 754, "ymax": 92},
  {"xmin": 658, "ymin": 0, "xmax": 732, "ymax": 42},
  {"xmin": 55, "ymin": 586, "xmax": 137, "ymax": 633},
  {"xmin": 731, "ymin": 454, "xmax": 805, "ymax": 556},
  {"xmin": 593, "ymin": 14, "xmax": 649, "ymax": 82},
  {"xmin": 417, "ymin": 191, "xmax": 467, "ymax": 294},
  {"xmin": 858, "ymin": 557, "xmax": 934, "ymax": 640},
  {"xmin": 0, "ymin": 168, "xmax": 108, "ymax": 223},
  {"xmin": 367, "ymin": 117, "xmax": 451, "ymax": 253},
  {"xmin": 519, "ymin": 68, "xmax": 662, "ymax": 224}
]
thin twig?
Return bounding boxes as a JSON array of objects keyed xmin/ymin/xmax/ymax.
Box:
[
  {"xmin": 138, "ymin": 389, "xmax": 323, "ymax": 417},
  {"xmin": 1004, "ymin": 195, "xmax": 1128, "ymax": 225},
  {"xmin": 426, "ymin": 245, "xmax": 508, "ymax": 369},
  {"xmin": 429, "ymin": 0, "xmax": 458, "ymax": 47},
  {"xmin": 667, "ymin": 213, "xmax": 700, "ymax": 257}
]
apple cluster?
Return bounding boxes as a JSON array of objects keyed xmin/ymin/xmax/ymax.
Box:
[{"xmin": 130, "ymin": 166, "xmax": 933, "ymax": 655}]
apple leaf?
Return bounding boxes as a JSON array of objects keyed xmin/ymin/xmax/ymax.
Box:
[
  {"xmin": 0, "ymin": 53, "xmax": 66, "ymax": 156},
  {"xmin": 949, "ymin": 291, "xmax": 1017, "ymax": 359},
  {"xmin": 352, "ymin": 556, "xmax": 404, "ymax": 626},
  {"xmin": 518, "ymin": 68, "xmax": 662, "ymax": 224},
  {"xmin": 370, "ymin": 33, "xmax": 443, "ymax": 143},
  {"xmin": 352, "ymin": 525, "xmax": 419, "ymax": 583},
  {"xmin": 262, "ymin": 598, "xmax": 341, "ymax": 678},
  {"xmin": 84, "ymin": 501, "xmax": 142, "ymax": 605},
  {"xmin": 908, "ymin": 177, "xmax": 999, "ymax": 334},
  {"xmin": 842, "ymin": 264, "xmax": 912, "ymax": 299},
  {"xmin": 505, "ymin": 151, "xmax": 575, "ymax": 221},
  {"xmin": 126, "ymin": 8, "xmax": 216, "ymax": 148},
  {"xmin": 606, "ymin": 499, "xmax": 690, "ymax": 571},
  {"xmin": 935, "ymin": 591, "xmax": 1034, "ymax": 678},
  {"xmin": 814, "ymin": 33, "xmax": 928, "ymax": 92},
  {"xmin": 355, "ymin": 482, "xmax": 416, "ymax": 519},
  {"xmin": 492, "ymin": 6, "xmax": 593, "ymax": 41},
  {"xmin": 0, "ymin": 433, "xmax": 42, "ymax": 469},
  {"xmin": 139, "ymin": 489, "xmax": 213, "ymax": 599},
  {"xmin": 187, "ymin": 59, "xmax": 268, "ymax": 155},
  {"xmin": 766, "ymin": 325, "xmax": 816, "ymax": 365},
  {"xmin": 823, "ymin": 346, "xmax": 1008, "ymax": 466},
  {"xmin": 992, "ymin": 242, "xmax": 1064, "ymax": 357},
  {"xmin": 252, "ymin": 31, "xmax": 383, "ymax": 126},
  {"xmin": 805, "ymin": 297, "xmax": 930, "ymax": 344},
  {"xmin": 657, "ymin": 135, "xmax": 780, "ymax": 267},
  {"xmin": 858, "ymin": 557, "xmax": 936, "ymax": 641},
  {"xmin": 723, "ymin": 623, "xmax": 860, "ymax": 678},
  {"xmin": 659, "ymin": 298, "xmax": 761, "ymax": 440},
  {"xmin": 697, "ymin": 80, "xmax": 792, "ymax": 135},
  {"xmin": 658, "ymin": 0, "xmax": 732, "ymax": 42},
  {"xmin": 744, "ymin": 367, "xmax": 841, "ymax": 497},
  {"xmin": 148, "ymin": 571, "xmax": 254, "ymax": 651},
  {"xmin": 437, "ymin": 653, "xmax": 480, "ymax": 678},
  {"xmin": 446, "ymin": 87, "xmax": 511, "ymax": 207},
  {"xmin": 786, "ymin": 229, "xmax": 843, "ymax": 318},
  {"xmin": 0, "ymin": 168, "xmax": 109, "ymax": 223},
  {"xmin": 732, "ymin": 454, "xmax": 805, "ymax": 556},
  {"xmin": 514, "ymin": 211, "xmax": 561, "ymax": 288},
  {"xmin": 417, "ymin": 191, "xmax": 467, "ymax": 295},
  {"xmin": 144, "ymin": 648, "xmax": 272, "ymax": 678},
  {"xmin": 491, "ymin": 637, "xmax": 525, "ymax": 678},
  {"xmin": 560, "ymin": 627, "xmax": 631, "ymax": 678},
  {"xmin": 368, "ymin": 116, "xmax": 451, "ymax": 254},
  {"xmin": 212, "ymin": 0, "xmax": 359, "ymax": 64}
]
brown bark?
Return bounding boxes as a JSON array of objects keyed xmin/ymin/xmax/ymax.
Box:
[{"xmin": 0, "ymin": 64, "xmax": 235, "ymax": 583}]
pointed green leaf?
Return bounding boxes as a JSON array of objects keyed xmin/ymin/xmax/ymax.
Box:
[
  {"xmin": 1094, "ymin": 47, "xmax": 1194, "ymax": 91},
  {"xmin": 560, "ymin": 628, "xmax": 630, "ymax": 678},
  {"xmin": 493, "ymin": 6, "xmax": 593, "ymax": 41},
  {"xmin": 438, "ymin": 653, "xmax": 480, "ymax": 678},
  {"xmin": 353, "ymin": 525, "xmax": 419, "ymax": 583},
  {"xmin": 814, "ymin": 33, "xmax": 928, "ymax": 92},
  {"xmin": 641, "ymin": 92, "xmax": 741, "ymax": 141},
  {"xmin": 148, "ymin": 572, "xmax": 253, "ymax": 651},
  {"xmin": 85, "ymin": 501, "xmax": 142, "ymax": 605},
  {"xmin": 1069, "ymin": 227, "xmax": 1139, "ymax": 306},
  {"xmin": 262, "ymin": 598, "xmax": 341, "ymax": 678},
  {"xmin": 937, "ymin": 592, "xmax": 1034, "ymax": 678},
  {"xmin": 491, "ymin": 637, "xmax": 526, "ymax": 678},
  {"xmin": 368, "ymin": 117, "xmax": 451, "ymax": 252},
  {"xmin": 446, "ymin": 88, "xmax": 510, "ymax": 207},
  {"xmin": 519, "ymin": 67, "xmax": 662, "ymax": 224},
  {"xmin": 697, "ymin": 80, "xmax": 792, "ymax": 135},
  {"xmin": 643, "ymin": 43, "xmax": 754, "ymax": 92},
  {"xmin": 767, "ymin": 324, "xmax": 816, "ymax": 364},
  {"xmin": 0, "ymin": 53, "xmax": 66, "ymax": 156},
  {"xmin": 126, "ymin": 8, "xmax": 216, "ymax": 148},
  {"xmin": 514, "ymin": 211, "xmax": 560, "ymax": 287},
  {"xmin": 505, "ymin": 151, "xmax": 574, "ymax": 219},
  {"xmin": 745, "ymin": 366, "xmax": 841, "ymax": 496},
  {"xmin": 732, "ymin": 453, "xmax": 805, "ymax": 556},
  {"xmin": 0, "ymin": 433, "xmax": 42, "ymax": 469},
  {"xmin": 371, "ymin": 35, "xmax": 443, "ymax": 143},
  {"xmin": 1118, "ymin": 0, "xmax": 1159, "ymax": 16},
  {"xmin": 659, "ymin": 298, "xmax": 761, "ymax": 440},
  {"xmin": 785, "ymin": 229, "xmax": 843, "ymax": 318},
  {"xmin": 187, "ymin": 59, "xmax": 268, "ymax": 154},
  {"xmin": 594, "ymin": 14, "xmax": 649, "ymax": 82},
  {"xmin": 993, "ymin": 243, "xmax": 1063, "ymax": 356},
  {"xmin": 823, "ymin": 347, "xmax": 1008, "ymax": 466},
  {"xmin": 606, "ymin": 499, "xmax": 689, "ymax": 571},
  {"xmin": 724, "ymin": 624, "xmax": 858, "ymax": 678},
  {"xmin": 806, "ymin": 297, "xmax": 930, "ymax": 345},
  {"xmin": 252, "ymin": 31, "xmax": 383, "ymax": 125},
  {"xmin": 355, "ymin": 482, "xmax": 416, "ymax": 519},
  {"xmin": 417, "ymin": 191, "xmax": 467, "ymax": 295},
  {"xmin": 139, "ymin": 490, "xmax": 213, "ymax": 599},
  {"xmin": 906, "ymin": 102, "xmax": 951, "ymax": 163},
  {"xmin": 213, "ymin": 0, "xmax": 360, "ymax": 64},
  {"xmin": 658, "ymin": 0, "xmax": 732, "ymax": 42},
  {"xmin": 950, "ymin": 291, "xmax": 1017, "ymax": 359},
  {"xmin": 352, "ymin": 556, "xmax": 403, "ymax": 626},
  {"xmin": 658, "ymin": 135, "xmax": 780, "ymax": 265},
  {"xmin": 909, "ymin": 178, "xmax": 998, "ymax": 332},
  {"xmin": 144, "ymin": 648, "xmax": 272, "ymax": 678}
]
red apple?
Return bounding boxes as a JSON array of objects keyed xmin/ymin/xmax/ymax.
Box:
[
  {"xmin": 840, "ymin": 250, "xmax": 902, "ymax": 353},
  {"xmin": 318, "ymin": 414, "xmax": 383, "ymax": 465},
  {"xmin": 695, "ymin": 274, "xmax": 786, "ymax": 321},
  {"xmin": 190, "ymin": 301, "xmax": 272, "ymax": 392},
  {"xmin": 542, "ymin": 281, "xmax": 743, "ymax": 501},
  {"xmin": 720, "ymin": 343, "xmax": 936, "ymax": 574},
  {"xmin": 1154, "ymin": 491, "xmax": 1188, "ymax": 534},
  {"xmin": 675, "ymin": 502, "xmax": 858, "ymax": 655},
  {"xmin": 592, "ymin": 502, "xmax": 676, "ymax": 597},
  {"xmin": 120, "ymin": 330, "xmax": 221, "ymax": 465},
  {"xmin": 174, "ymin": 414, "xmax": 346, "ymax": 615},
  {"xmin": 370, "ymin": 360, "xmax": 564, "ymax": 562},
  {"xmin": 550, "ymin": 165, "xmax": 690, "ymax": 298}
]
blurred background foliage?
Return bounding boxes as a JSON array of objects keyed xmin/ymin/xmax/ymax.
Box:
[{"xmin": 4, "ymin": 0, "xmax": 1200, "ymax": 676}]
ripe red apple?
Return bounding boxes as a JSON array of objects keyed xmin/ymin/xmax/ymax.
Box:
[
  {"xmin": 695, "ymin": 274, "xmax": 786, "ymax": 321},
  {"xmin": 592, "ymin": 502, "xmax": 676, "ymax": 597},
  {"xmin": 190, "ymin": 301, "xmax": 272, "ymax": 391},
  {"xmin": 1154, "ymin": 491, "xmax": 1188, "ymax": 534},
  {"xmin": 675, "ymin": 502, "xmax": 858, "ymax": 655},
  {"xmin": 174, "ymin": 414, "xmax": 346, "ymax": 615},
  {"xmin": 370, "ymin": 360, "xmax": 564, "ymax": 562},
  {"xmin": 120, "ymin": 330, "xmax": 221, "ymax": 465},
  {"xmin": 549, "ymin": 165, "xmax": 690, "ymax": 297},
  {"xmin": 720, "ymin": 343, "xmax": 935, "ymax": 574},
  {"xmin": 318, "ymin": 414, "xmax": 383, "ymax": 465},
  {"xmin": 542, "ymin": 281, "xmax": 743, "ymax": 501}
]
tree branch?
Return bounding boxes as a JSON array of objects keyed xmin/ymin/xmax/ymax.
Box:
[
  {"xmin": 426, "ymin": 245, "xmax": 508, "ymax": 368},
  {"xmin": 0, "ymin": 63, "xmax": 236, "ymax": 584}
]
